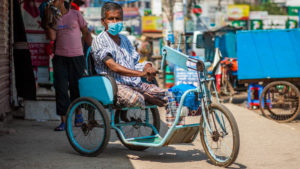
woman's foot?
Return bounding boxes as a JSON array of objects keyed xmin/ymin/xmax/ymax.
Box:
[{"xmin": 54, "ymin": 122, "xmax": 65, "ymax": 131}]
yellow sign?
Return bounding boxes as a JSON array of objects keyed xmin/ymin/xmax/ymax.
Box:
[
  {"xmin": 142, "ymin": 16, "xmax": 162, "ymax": 32},
  {"xmin": 227, "ymin": 5, "xmax": 250, "ymax": 20}
]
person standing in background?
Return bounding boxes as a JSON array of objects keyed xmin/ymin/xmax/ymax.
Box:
[
  {"xmin": 41, "ymin": 0, "xmax": 92, "ymax": 131},
  {"xmin": 138, "ymin": 35, "xmax": 152, "ymax": 62}
]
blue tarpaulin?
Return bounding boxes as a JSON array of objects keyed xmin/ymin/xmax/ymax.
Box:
[{"xmin": 237, "ymin": 29, "xmax": 300, "ymax": 81}]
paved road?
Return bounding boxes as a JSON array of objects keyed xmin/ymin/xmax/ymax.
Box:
[{"xmin": 1, "ymin": 104, "xmax": 300, "ymax": 169}]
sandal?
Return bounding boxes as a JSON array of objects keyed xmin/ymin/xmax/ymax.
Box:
[
  {"xmin": 75, "ymin": 114, "xmax": 83, "ymax": 127},
  {"xmin": 54, "ymin": 122, "xmax": 65, "ymax": 131}
]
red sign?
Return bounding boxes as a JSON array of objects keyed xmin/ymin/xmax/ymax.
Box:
[
  {"xmin": 28, "ymin": 43, "xmax": 49, "ymax": 66},
  {"xmin": 123, "ymin": 7, "xmax": 139, "ymax": 17},
  {"xmin": 192, "ymin": 5, "xmax": 202, "ymax": 16}
]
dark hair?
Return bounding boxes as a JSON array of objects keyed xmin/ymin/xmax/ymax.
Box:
[
  {"xmin": 101, "ymin": 2, "xmax": 123, "ymax": 19},
  {"xmin": 126, "ymin": 27, "xmax": 132, "ymax": 34},
  {"xmin": 73, "ymin": 0, "xmax": 85, "ymax": 6}
]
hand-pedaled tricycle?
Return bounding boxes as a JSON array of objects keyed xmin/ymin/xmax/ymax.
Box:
[{"xmin": 65, "ymin": 46, "xmax": 240, "ymax": 167}]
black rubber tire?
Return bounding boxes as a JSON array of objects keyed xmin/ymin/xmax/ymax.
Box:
[
  {"xmin": 65, "ymin": 97, "xmax": 111, "ymax": 156},
  {"xmin": 115, "ymin": 108, "xmax": 160, "ymax": 151},
  {"xmin": 200, "ymin": 103, "xmax": 240, "ymax": 167},
  {"xmin": 259, "ymin": 81, "xmax": 300, "ymax": 122}
]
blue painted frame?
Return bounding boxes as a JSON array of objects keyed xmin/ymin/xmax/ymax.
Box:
[{"xmin": 74, "ymin": 47, "xmax": 227, "ymax": 148}]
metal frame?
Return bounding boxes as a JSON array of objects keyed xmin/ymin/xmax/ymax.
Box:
[{"xmin": 107, "ymin": 46, "xmax": 224, "ymax": 147}]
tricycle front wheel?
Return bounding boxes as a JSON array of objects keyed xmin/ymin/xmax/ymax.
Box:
[
  {"xmin": 200, "ymin": 103, "xmax": 240, "ymax": 167},
  {"xmin": 65, "ymin": 97, "xmax": 110, "ymax": 156}
]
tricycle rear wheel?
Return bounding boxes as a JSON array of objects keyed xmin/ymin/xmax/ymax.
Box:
[{"xmin": 65, "ymin": 97, "xmax": 110, "ymax": 156}]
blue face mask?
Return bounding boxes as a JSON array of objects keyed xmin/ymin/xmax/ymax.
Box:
[{"xmin": 107, "ymin": 22, "xmax": 123, "ymax": 36}]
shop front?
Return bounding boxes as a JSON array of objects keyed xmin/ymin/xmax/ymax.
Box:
[
  {"xmin": 141, "ymin": 16, "xmax": 163, "ymax": 70},
  {"xmin": 0, "ymin": 0, "xmax": 13, "ymax": 117}
]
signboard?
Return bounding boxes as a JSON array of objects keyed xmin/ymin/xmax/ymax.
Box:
[
  {"xmin": 82, "ymin": 7, "xmax": 102, "ymax": 20},
  {"xmin": 22, "ymin": 0, "xmax": 44, "ymax": 33},
  {"xmin": 152, "ymin": 39, "xmax": 160, "ymax": 57},
  {"xmin": 286, "ymin": 19, "xmax": 298, "ymax": 29},
  {"xmin": 249, "ymin": 11, "xmax": 268, "ymax": 20},
  {"xmin": 151, "ymin": 0, "xmax": 162, "ymax": 16},
  {"xmin": 232, "ymin": 20, "xmax": 247, "ymax": 28},
  {"xmin": 288, "ymin": 6, "xmax": 300, "ymax": 16},
  {"xmin": 263, "ymin": 15, "xmax": 299, "ymax": 30},
  {"xmin": 173, "ymin": 11, "xmax": 184, "ymax": 32},
  {"xmin": 142, "ymin": 16, "xmax": 162, "ymax": 33},
  {"xmin": 124, "ymin": 16, "xmax": 142, "ymax": 35},
  {"xmin": 83, "ymin": 7, "xmax": 142, "ymax": 35},
  {"xmin": 82, "ymin": 7, "xmax": 104, "ymax": 34},
  {"xmin": 227, "ymin": 5, "xmax": 250, "ymax": 21},
  {"xmin": 192, "ymin": 5, "xmax": 202, "ymax": 16},
  {"xmin": 28, "ymin": 43, "xmax": 49, "ymax": 66},
  {"xmin": 250, "ymin": 19, "xmax": 263, "ymax": 30},
  {"xmin": 21, "ymin": 0, "xmax": 50, "ymax": 83},
  {"xmin": 88, "ymin": 0, "xmax": 102, "ymax": 7},
  {"xmin": 123, "ymin": 7, "xmax": 139, "ymax": 17},
  {"xmin": 215, "ymin": 11, "xmax": 226, "ymax": 27},
  {"xmin": 175, "ymin": 66, "xmax": 198, "ymax": 87},
  {"xmin": 173, "ymin": 2, "xmax": 184, "ymax": 32},
  {"xmin": 123, "ymin": 8, "xmax": 142, "ymax": 35},
  {"xmin": 174, "ymin": 57, "xmax": 201, "ymax": 87}
]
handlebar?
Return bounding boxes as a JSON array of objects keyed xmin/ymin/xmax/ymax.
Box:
[{"xmin": 160, "ymin": 46, "xmax": 211, "ymax": 72}]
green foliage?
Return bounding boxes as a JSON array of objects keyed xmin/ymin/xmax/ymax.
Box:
[
  {"xmin": 254, "ymin": 3, "xmax": 287, "ymax": 15},
  {"xmin": 235, "ymin": 2, "xmax": 288, "ymax": 15}
]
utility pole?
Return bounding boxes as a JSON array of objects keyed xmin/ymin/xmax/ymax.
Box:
[
  {"xmin": 218, "ymin": 0, "xmax": 222, "ymax": 11},
  {"xmin": 173, "ymin": 0, "xmax": 185, "ymax": 52},
  {"xmin": 162, "ymin": 0, "xmax": 175, "ymax": 44}
]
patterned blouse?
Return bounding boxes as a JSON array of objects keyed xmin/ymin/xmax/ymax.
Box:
[{"xmin": 92, "ymin": 31, "xmax": 147, "ymax": 87}]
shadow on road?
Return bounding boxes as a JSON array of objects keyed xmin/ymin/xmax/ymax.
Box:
[
  {"xmin": 125, "ymin": 146, "xmax": 207, "ymax": 163},
  {"xmin": 228, "ymin": 163, "xmax": 247, "ymax": 169}
]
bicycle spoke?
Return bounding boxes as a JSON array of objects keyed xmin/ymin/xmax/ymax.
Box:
[{"xmin": 200, "ymin": 103, "xmax": 238, "ymax": 166}]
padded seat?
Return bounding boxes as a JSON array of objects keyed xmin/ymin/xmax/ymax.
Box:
[{"xmin": 79, "ymin": 75, "xmax": 118, "ymax": 106}]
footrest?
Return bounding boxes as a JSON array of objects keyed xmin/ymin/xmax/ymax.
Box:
[
  {"xmin": 127, "ymin": 135, "xmax": 162, "ymax": 144},
  {"xmin": 164, "ymin": 126, "xmax": 199, "ymax": 146},
  {"xmin": 120, "ymin": 105, "xmax": 157, "ymax": 110}
]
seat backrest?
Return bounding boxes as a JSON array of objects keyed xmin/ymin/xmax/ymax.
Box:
[
  {"xmin": 79, "ymin": 75, "xmax": 118, "ymax": 105},
  {"xmin": 161, "ymin": 46, "xmax": 189, "ymax": 71},
  {"xmin": 86, "ymin": 48, "xmax": 97, "ymax": 76}
]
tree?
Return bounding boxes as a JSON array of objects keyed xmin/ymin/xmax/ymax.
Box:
[{"xmin": 234, "ymin": 1, "xmax": 287, "ymax": 15}]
